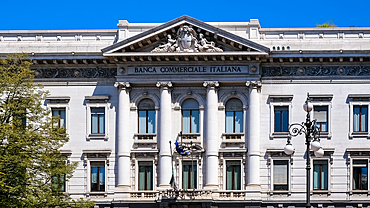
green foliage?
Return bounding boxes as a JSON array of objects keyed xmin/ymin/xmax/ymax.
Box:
[
  {"xmin": 0, "ymin": 54, "xmax": 94, "ymax": 208},
  {"xmin": 316, "ymin": 19, "xmax": 337, "ymax": 28}
]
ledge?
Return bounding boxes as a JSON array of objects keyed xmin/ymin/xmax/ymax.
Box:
[
  {"xmin": 46, "ymin": 96, "xmax": 70, "ymax": 104},
  {"xmin": 85, "ymin": 95, "xmax": 110, "ymax": 103},
  {"xmin": 270, "ymin": 132, "xmax": 289, "ymax": 139},
  {"xmin": 87, "ymin": 133, "xmax": 108, "ymax": 141},
  {"xmin": 349, "ymin": 132, "xmax": 370, "ymax": 140},
  {"xmin": 269, "ymin": 95, "xmax": 293, "ymax": 102}
]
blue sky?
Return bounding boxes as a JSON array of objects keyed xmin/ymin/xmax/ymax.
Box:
[{"xmin": 1, "ymin": 0, "xmax": 369, "ymax": 30}]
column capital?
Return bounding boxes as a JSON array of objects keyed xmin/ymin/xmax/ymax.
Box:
[
  {"xmin": 114, "ymin": 82, "xmax": 131, "ymax": 91},
  {"xmin": 203, "ymin": 81, "xmax": 219, "ymax": 89},
  {"xmin": 246, "ymin": 81, "xmax": 262, "ymax": 90},
  {"xmin": 156, "ymin": 81, "xmax": 173, "ymax": 89}
]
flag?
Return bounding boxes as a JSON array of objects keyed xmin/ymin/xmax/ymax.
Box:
[
  {"xmin": 174, "ymin": 141, "xmax": 190, "ymax": 155},
  {"xmin": 170, "ymin": 168, "xmax": 177, "ymax": 190}
]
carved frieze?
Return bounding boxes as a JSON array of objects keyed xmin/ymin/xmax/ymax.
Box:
[
  {"xmin": 262, "ymin": 66, "xmax": 370, "ymax": 77},
  {"xmin": 151, "ymin": 25, "xmax": 223, "ymax": 53},
  {"xmin": 33, "ymin": 67, "xmax": 117, "ymax": 78}
]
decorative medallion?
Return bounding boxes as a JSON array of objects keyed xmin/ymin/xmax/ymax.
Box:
[{"xmin": 152, "ymin": 25, "xmax": 223, "ymax": 53}]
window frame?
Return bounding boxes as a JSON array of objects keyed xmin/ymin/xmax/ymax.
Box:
[
  {"xmin": 267, "ymin": 149, "xmax": 292, "ymax": 194},
  {"xmin": 46, "ymin": 97, "xmax": 70, "ymax": 135},
  {"xmin": 350, "ymin": 158, "xmax": 369, "ymax": 192},
  {"xmin": 353, "ymin": 105, "xmax": 368, "ymax": 132},
  {"xmin": 137, "ymin": 99, "xmax": 156, "ymax": 134},
  {"xmin": 269, "ymin": 95, "xmax": 293, "ymax": 139},
  {"xmin": 88, "ymin": 160, "xmax": 107, "ymax": 193},
  {"xmin": 136, "ymin": 160, "xmax": 155, "ymax": 191},
  {"xmin": 51, "ymin": 108, "xmax": 67, "ymax": 129},
  {"xmin": 90, "ymin": 107, "xmax": 106, "ymax": 134},
  {"xmin": 223, "ymin": 159, "xmax": 244, "ymax": 191},
  {"xmin": 312, "ymin": 159, "xmax": 329, "ymax": 191},
  {"xmin": 225, "ymin": 98, "xmax": 244, "ymax": 134},
  {"xmin": 181, "ymin": 160, "xmax": 198, "ymax": 190},
  {"xmin": 86, "ymin": 103, "xmax": 109, "ymax": 141},
  {"xmin": 348, "ymin": 95, "xmax": 370, "ymax": 139}
]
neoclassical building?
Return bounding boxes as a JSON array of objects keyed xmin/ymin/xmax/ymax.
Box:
[{"xmin": 1, "ymin": 16, "xmax": 370, "ymax": 208}]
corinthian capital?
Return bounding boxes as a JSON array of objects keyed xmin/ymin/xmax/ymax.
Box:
[
  {"xmin": 246, "ymin": 81, "xmax": 262, "ymax": 89},
  {"xmin": 156, "ymin": 81, "xmax": 173, "ymax": 89},
  {"xmin": 203, "ymin": 81, "xmax": 219, "ymax": 89},
  {"xmin": 114, "ymin": 82, "xmax": 131, "ymax": 91}
]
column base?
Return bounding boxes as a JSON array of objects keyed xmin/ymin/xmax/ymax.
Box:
[
  {"xmin": 157, "ymin": 184, "xmax": 172, "ymax": 191},
  {"xmin": 114, "ymin": 185, "xmax": 131, "ymax": 199},
  {"xmin": 245, "ymin": 184, "xmax": 261, "ymax": 200}
]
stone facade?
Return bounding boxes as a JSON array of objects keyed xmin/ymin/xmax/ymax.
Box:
[{"xmin": 1, "ymin": 15, "xmax": 370, "ymax": 208}]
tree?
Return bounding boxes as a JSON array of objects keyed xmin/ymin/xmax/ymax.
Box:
[
  {"xmin": 0, "ymin": 54, "xmax": 94, "ymax": 208},
  {"xmin": 316, "ymin": 19, "xmax": 337, "ymax": 28}
]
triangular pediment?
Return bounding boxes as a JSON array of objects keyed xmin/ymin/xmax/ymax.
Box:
[{"xmin": 102, "ymin": 15, "xmax": 269, "ymax": 57}]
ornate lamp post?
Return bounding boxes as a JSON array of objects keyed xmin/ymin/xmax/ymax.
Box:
[{"xmin": 284, "ymin": 93, "xmax": 324, "ymax": 208}]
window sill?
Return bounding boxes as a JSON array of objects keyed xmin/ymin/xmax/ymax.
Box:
[
  {"xmin": 86, "ymin": 134, "xmax": 108, "ymax": 141},
  {"xmin": 349, "ymin": 132, "xmax": 370, "ymax": 139},
  {"xmin": 86, "ymin": 191, "xmax": 108, "ymax": 197},
  {"xmin": 312, "ymin": 190, "xmax": 331, "ymax": 195},
  {"xmin": 270, "ymin": 132, "xmax": 289, "ymax": 139},
  {"xmin": 222, "ymin": 133, "xmax": 244, "ymax": 140},
  {"xmin": 317, "ymin": 132, "xmax": 332, "ymax": 139},
  {"xmin": 269, "ymin": 190, "xmax": 291, "ymax": 195},
  {"xmin": 350, "ymin": 190, "xmax": 370, "ymax": 195}
]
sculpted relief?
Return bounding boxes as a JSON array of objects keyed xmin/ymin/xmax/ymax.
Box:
[{"xmin": 152, "ymin": 25, "xmax": 223, "ymax": 53}]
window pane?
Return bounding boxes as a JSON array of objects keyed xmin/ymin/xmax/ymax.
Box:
[
  {"xmin": 314, "ymin": 106, "xmax": 328, "ymax": 123},
  {"xmin": 273, "ymin": 160, "xmax": 288, "ymax": 190},
  {"xmin": 322, "ymin": 163, "xmax": 328, "ymax": 190},
  {"xmin": 191, "ymin": 110, "xmax": 199, "ymax": 133},
  {"xmin": 361, "ymin": 107, "xmax": 368, "ymax": 132},
  {"xmin": 138, "ymin": 162, "xmax": 153, "ymax": 190},
  {"xmin": 225, "ymin": 98, "xmax": 243, "ymax": 111},
  {"xmin": 148, "ymin": 111, "xmax": 156, "ymax": 133},
  {"xmin": 354, "ymin": 106, "xmax": 360, "ymax": 131},
  {"xmin": 226, "ymin": 161, "xmax": 241, "ymax": 190},
  {"xmin": 91, "ymin": 114, "xmax": 98, "ymax": 134},
  {"xmin": 353, "ymin": 160, "xmax": 368, "ymax": 190},
  {"xmin": 274, "ymin": 109, "xmax": 281, "ymax": 132},
  {"xmin": 60, "ymin": 109, "xmax": 66, "ymax": 128},
  {"xmin": 235, "ymin": 111, "xmax": 243, "ymax": 133},
  {"xmin": 313, "ymin": 164, "xmax": 320, "ymax": 190},
  {"xmin": 138, "ymin": 111, "xmax": 147, "ymax": 133},
  {"xmin": 226, "ymin": 111, "xmax": 234, "ymax": 133},
  {"xmin": 182, "ymin": 99, "xmax": 199, "ymax": 110},
  {"xmin": 91, "ymin": 167, "xmax": 98, "ymax": 191},
  {"xmin": 147, "ymin": 166, "xmax": 153, "ymax": 190},
  {"xmin": 282, "ymin": 109, "xmax": 289, "ymax": 132},
  {"xmin": 183, "ymin": 162, "xmax": 197, "ymax": 189},
  {"xmin": 99, "ymin": 114, "xmax": 105, "ymax": 133},
  {"xmin": 139, "ymin": 166, "xmax": 145, "ymax": 190},
  {"xmin": 182, "ymin": 110, "xmax": 190, "ymax": 133},
  {"xmin": 99, "ymin": 166, "xmax": 105, "ymax": 191},
  {"xmin": 235, "ymin": 164, "xmax": 241, "ymax": 190}
]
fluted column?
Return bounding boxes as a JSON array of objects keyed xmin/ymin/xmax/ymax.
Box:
[
  {"xmin": 203, "ymin": 81, "xmax": 219, "ymax": 189},
  {"xmin": 156, "ymin": 81, "xmax": 173, "ymax": 189},
  {"xmin": 115, "ymin": 82, "xmax": 131, "ymax": 191},
  {"xmin": 246, "ymin": 81, "xmax": 261, "ymax": 190}
]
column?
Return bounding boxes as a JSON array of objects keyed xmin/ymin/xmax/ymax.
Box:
[
  {"xmin": 203, "ymin": 81, "xmax": 219, "ymax": 189},
  {"xmin": 246, "ymin": 81, "xmax": 261, "ymax": 197},
  {"xmin": 156, "ymin": 82, "xmax": 173, "ymax": 189},
  {"xmin": 115, "ymin": 82, "xmax": 131, "ymax": 191}
]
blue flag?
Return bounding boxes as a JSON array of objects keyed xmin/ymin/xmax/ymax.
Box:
[{"xmin": 174, "ymin": 141, "xmax": 190, "ymax": 155}]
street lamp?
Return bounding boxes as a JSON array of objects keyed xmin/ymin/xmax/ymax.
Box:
[{"xmin": 284, "ymin": 93, "xmax": 324, "ymax": 208}]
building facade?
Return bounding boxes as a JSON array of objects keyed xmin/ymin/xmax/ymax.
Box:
[{"xmin": 1, "ymin": 16, "xmax": 370, "ymax": 208}]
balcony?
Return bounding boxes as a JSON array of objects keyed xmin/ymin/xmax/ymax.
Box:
[
  {"xmin": 134, "ymin": 133, "xmax": 157, "ymax": 149},
  {"xmin": 221, "ymin": 133, "xmax": 245, "ymax": 148},
  {"xmin": 178, "ymin": 133, "xmax": 201, "ymax": 144},
  {"xmin": 217, "ymin": 190, "xmax": 245, "ymax": 199},
  {"xmin": 130, "ymin": 191, "xmax": 158, "ymax": 199}
]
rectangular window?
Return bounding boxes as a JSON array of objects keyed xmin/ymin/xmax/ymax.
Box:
[
  {"xmin": 353, "ymin": 160, "xmax": 368, "ymax": 190},
  {"xmin": 138, "ymin": 162, "xmax": 153, "ymax": 190},
  {"xmin": 354, "ymin": 106, "xmax": 368, "ymax": 132},
  {"xmin": 52, "ymin": 174, "xmax": 66, "ymax": 192},
  {"xmin": 138, "ymin": 110, "xmax": 156, "ymax": 133},
  {"xmin": 273, "ymin": 160, "xmax": 288, "ymax": 190},
  {"xmin": 226, "ymin": 161, "xmax": 241, "ymax": 190},
  {"xmin": 274, "ymin": 106, "xmax": 289, "ymax": 132},
  {"xmin": 313, "ymin": 106, "xmax": 328, "ymax": 132},
  {"xmin": 52, "ymin": 108, "xmax": 66, "ymax": 129},
  {"xmin": 91, "ymin": 108, "xmax": 105, "ymax": 134},
  {"xmin": 183, "ymin": 161, "xmax": 197, "ymax": 189},
  {"xmin": 90, "ymin": 161, "xmax": 105, "ymax": 192},
  {"xmin": 313, "ymin": 160, "xmax": 328, "ymax": 190},
  {"xmin": 182, "ymin": 110, "xmax": 199, "ymax": 133}
]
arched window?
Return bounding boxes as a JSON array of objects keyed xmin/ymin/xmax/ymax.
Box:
[
  {"xmin": 182, "ymin": 99, "xmax": 199, "ymax": 133},
  {"xmin": 225, "ymin": 98, "xmax": 243, "ymax": 133},
  {"xmin": 138, "ymin": 99, "xmax": 156, "ymax": 133}
]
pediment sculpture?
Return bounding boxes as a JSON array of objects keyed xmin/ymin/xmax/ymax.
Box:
[{"xmin": 151, "ymin": 25, "xmax": 223, "ymax": 53}]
